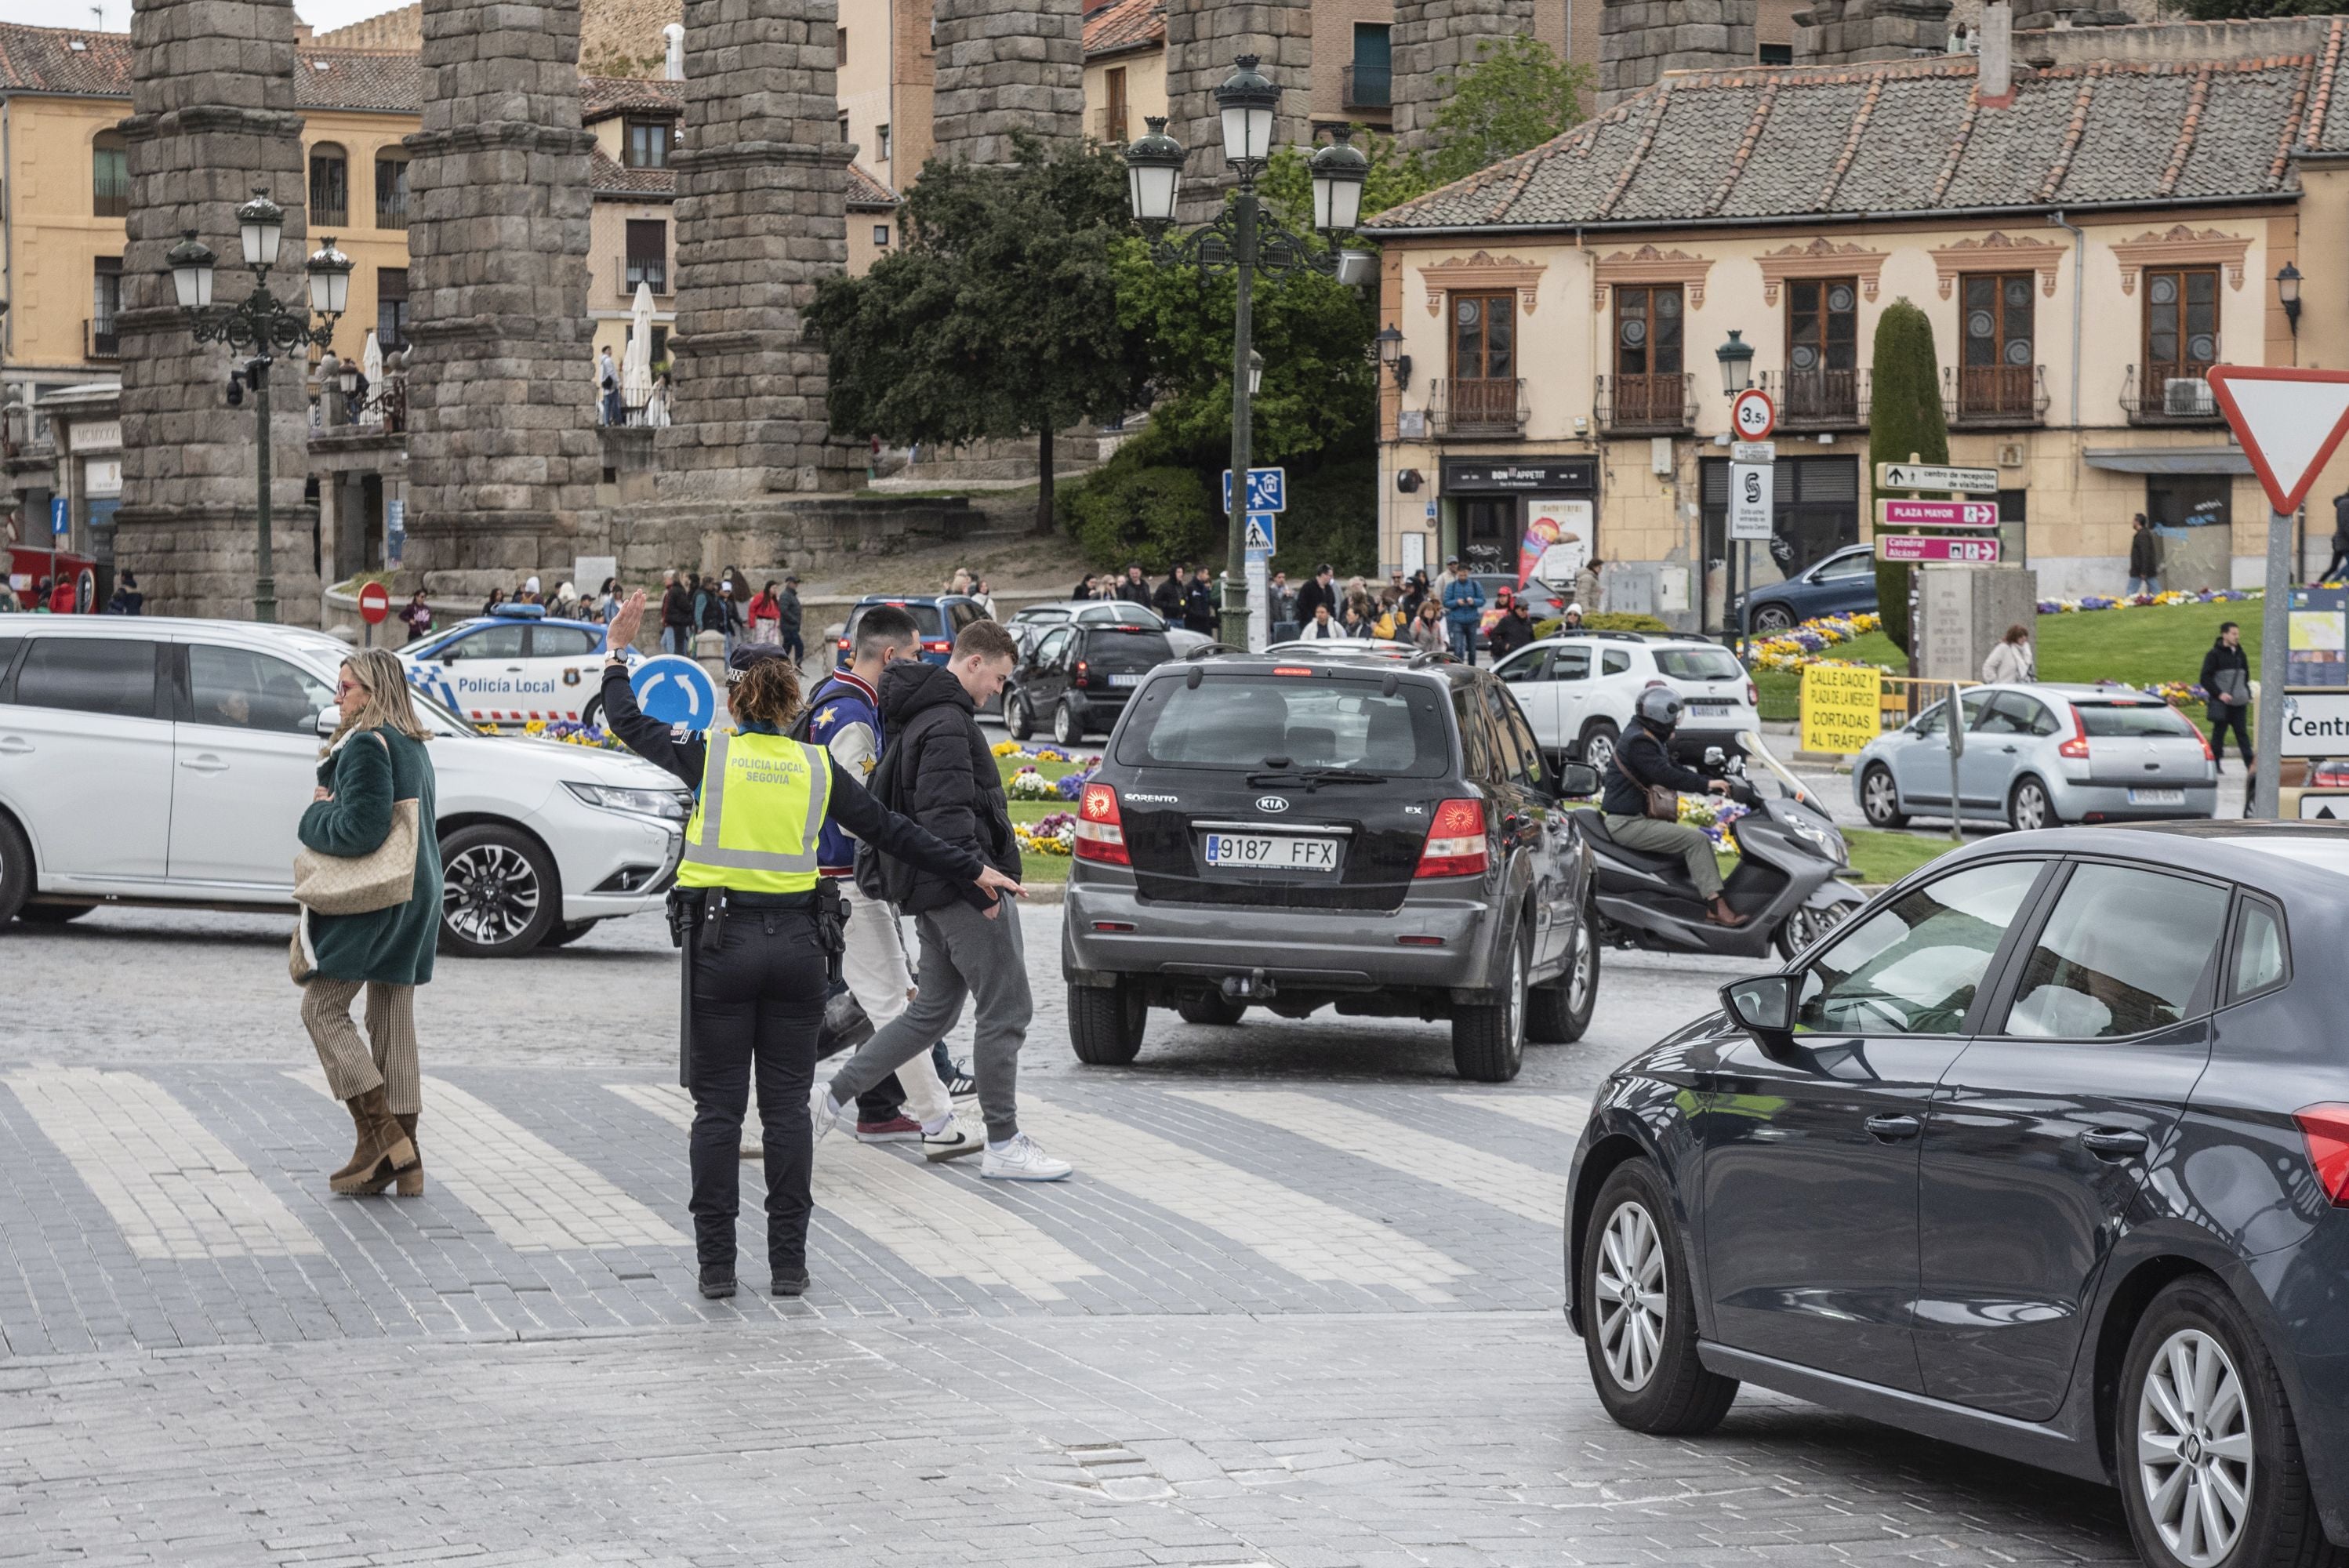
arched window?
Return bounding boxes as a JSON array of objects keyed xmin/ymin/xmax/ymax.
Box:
[
  {"xmin": 93, "ymin": 131, "xmax": 129, "ymax": 219},
  {"xmin": 309, "ymin": 143, "xmax": 349, "ymax": 227},
  {"xmin": 374, "ymin": 147, "xmax": 409, "ymax": 230}
]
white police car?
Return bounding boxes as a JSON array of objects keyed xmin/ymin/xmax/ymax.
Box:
[{"xmin": 400, "ymin": 604, "xmax": 623, "ymax": 728}]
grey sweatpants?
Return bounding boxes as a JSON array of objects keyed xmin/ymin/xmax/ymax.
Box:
[
  {"xmin": 1603, "ymin": 813, "xmax": 1723, "ymax": 899},
  {"xmin": 826, "ymin": 895, "xmax": 1031, "ymax": 1142}
]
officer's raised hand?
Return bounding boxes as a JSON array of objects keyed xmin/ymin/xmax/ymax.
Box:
[{"xmin": 605, "ymin": 590, "xmax": 648, "ymax": 657}]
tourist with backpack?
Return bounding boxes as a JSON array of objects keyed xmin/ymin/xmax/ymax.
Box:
[{"xmin": 811, "ymin": 619, "xmax": 1073, "ymax": 1181}]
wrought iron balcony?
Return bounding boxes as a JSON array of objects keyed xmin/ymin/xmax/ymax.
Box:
[
  {"xmin": 1763, "ymin": 367, "xmax": 1868, "ymax": 430},
  {"xmin": 1429, "ymin": 377, "xmax": 1527, "ymax": 438},
  {"xmin": 2121, "ymin": 363, "xmax": 2221, "ymax": 425},
  {"xmin": 1945, "ymin": 363, "xmax": 2048, "ymax": 427},
  {"xmin": 619, "ymin": 258, "xmax": 671, "ymax": 297},
  {"xmin": 84, "ymin": 318, "xmax": 118, "ymax": 360},
  {"xmin": 1596, "ymin": 372, "xmax": 1694, "ymax": 435},
  {"xmin": 1342, "ymin": 65, "xmax": 1391, "ymax": 109}
]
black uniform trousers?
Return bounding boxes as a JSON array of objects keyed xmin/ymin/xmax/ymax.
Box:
[{"xmin": 686, "ymin": 901, "xmax": 829, "ymax": 1269}]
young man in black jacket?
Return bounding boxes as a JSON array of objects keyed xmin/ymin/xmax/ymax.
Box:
[
  {"xmin": 2199, "ymin": 621, "xmax": 2255, "ymax": 774},
  {"xmin": 810, "ymin": 619, "xmax": 1074, "ymax": 1182}
]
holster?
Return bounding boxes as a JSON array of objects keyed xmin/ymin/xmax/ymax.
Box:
[
  {"xmin": 665, "ymin": 887, "xmax": 710, "ymax": 1087},
  {"xmin": 814, "ymin": 878, "xmax": 848, "ymax": 989}
]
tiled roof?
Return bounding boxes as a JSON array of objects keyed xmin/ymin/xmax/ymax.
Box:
[
  {"xmin": 848, "ymin": 163, "xmax": 900, "ymax": 209},
  {"xmin": 589, "ymin": 148, "xmax": 673, "ymax": 197},
  {"xmin": 1083, "ymin": 0, "xmax": 1164, "ymax": 60},
  {"xmin": 581, "ymin": 74, "xmax": 681, "ymax": 123},
  {"xmin": 1371, "ymin": 31, "xmax": 2349, "ymax": 234},
  {"xmin": 294, "ymin": 49, "xmax": 420, "ymax": 113},
  {"xmin": 0, "ymin": 23, "xmax": 420, "ymax": 111}
]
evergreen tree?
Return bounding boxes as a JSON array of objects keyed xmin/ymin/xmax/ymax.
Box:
[{"xmin": 1867, "ymin": 298, "xmax": 1950, "ymax": 655}]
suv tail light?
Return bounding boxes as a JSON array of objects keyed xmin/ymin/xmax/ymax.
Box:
[
  {"xmin": 2297, "ymin": 1105, "xmax": 2349, "ymax": 1206},
  {"xmin": 923, "ymin": 638, "xmax": 950, "ymax": 654},
  {"xmin": 1416, "ymin": 797, "xmax": 1489, "ymax": 878},
  {"xmin": 2057, "ymin": 706, "xmax": 2091, "ymax": 760},
  {"xmin": 1074, "ymin": 782, "xmax": 1127, "ymax": 866}
]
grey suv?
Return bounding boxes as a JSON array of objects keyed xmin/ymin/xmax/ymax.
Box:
[{"xmin": 1060, "ymin": 651, "xmax": 1600, "ymax": 1081}]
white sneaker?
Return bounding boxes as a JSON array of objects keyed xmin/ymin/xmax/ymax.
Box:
[
  {"xmin": 808, "ymin": 1080, "xmax": 844, "ymax": 1146},
  {"xmin": 920, "ymin": 1116, "xmax": 986, "ymax": 1163},
  {"xmin": 980, "ymin": 1132, "xmax": 1073, "ymax": 1181}
]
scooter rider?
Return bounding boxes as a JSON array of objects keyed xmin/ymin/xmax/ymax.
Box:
[
  {"xmin": 1603, "ymin": 688, "xmax": 1746, "ymax": 927},
  {"xmin": 597, "ymin": 591, "xmax": 1022, "ymax": 1301}
]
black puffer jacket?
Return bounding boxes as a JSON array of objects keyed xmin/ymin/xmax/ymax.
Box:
[{"xmin": 878, "ymin": 660, "xmax": 1021, "ymax": 913}]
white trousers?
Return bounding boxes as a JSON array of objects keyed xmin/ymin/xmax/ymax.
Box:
[{"xmin": 839, "ymin": 880, "xmax": 951, "ymax": 1125}]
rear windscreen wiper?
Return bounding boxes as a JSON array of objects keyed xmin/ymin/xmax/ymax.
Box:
[{"xmin": 1247, "ymin": 768, "xmax": 1389, "ymax": 789}]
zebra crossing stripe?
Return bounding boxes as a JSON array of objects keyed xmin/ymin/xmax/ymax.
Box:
[
  {"xmin": 5, "ymin": 1067, "xmax": 322, "ymax": 1259},
  {"xmin": 1018, "ymin": 1098, "xmax": 1472, "ymax": 1305},
  {"xmin": 1174, "ymin": 1090, "xmax": 1567, "ymax": 1229},
  {"xmin": 607, "ymin": 1083, "xmax": 1104, "ymax": 1302},
  {"xmin": 286, "ymin": 1072, "xmax": 681, "ymax": 1252},
  {"xmin": 1438, "ymin": 1092, "xmax": 1595, "ymax": 1135}
]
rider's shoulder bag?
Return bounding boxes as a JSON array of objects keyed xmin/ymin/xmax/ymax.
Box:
[{"xmin": 1614, "ymin": 739, "xmax": 1682, "ymax": 822}]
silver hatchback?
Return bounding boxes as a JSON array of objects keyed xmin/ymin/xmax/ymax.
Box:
[{"xmin": 1853, "ymin": 682, "xmax": 2217, "ymax": 831}]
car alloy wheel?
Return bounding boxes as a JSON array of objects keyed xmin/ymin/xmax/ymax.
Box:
[
  {"xmin": 1752, "ymin": 605, "xmax": 1793, "ymax": 633},
  {"xmin": 442, "ymin": 840, "xmax": 542, "ymax": 948},
  {"xmin": 1054, "ymin": 702, "xmax": 1082, "ymax": 745},
  {"xmin": 1594, "ymin": 1199, "xmax": 1668, "ymax": 1392},
  {"xmin": 2136, "ymin": 1327, "xmax": 2253, "ymax": 1568},
  {"xmin": 1568, "ymin": 924, "xmax": 1596, "ymax": 1016},
  {"xmin": 2010, "ymin": 778, "xmax": 2051, "ymax": 832},
  {"xmin": 1861, "ymin": 766, "xmax": 1903, "ymax": 828},
  {"xmin": 1004, "ymin": 691, "xmax": 1033, "ymax": 741},
  {"xmin": 1581, "ymin": 723, "xmax": 1618, "ymax": 778}
]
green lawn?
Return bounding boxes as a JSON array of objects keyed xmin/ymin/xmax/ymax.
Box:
[{"xmin": 1715, "ymin": 827, "xmax": 1957, "ymax": 890}]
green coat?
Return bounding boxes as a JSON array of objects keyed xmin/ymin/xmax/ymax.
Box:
[{"xmin": 296, "ymin": 725, "xmax": 441, "ymax": 986}]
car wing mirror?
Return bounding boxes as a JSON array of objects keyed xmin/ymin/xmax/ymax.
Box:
[
  {"xmin": 314, "ymin": 705, "xmax": 339, "ymax": 738},
  {"xmin": 1555, "ymin": 761, "xmax": 1600, "ymax": 798},
  {"xmin": 1720, "ymin": 974, "xmax": 1799, "ymax": 1058}
]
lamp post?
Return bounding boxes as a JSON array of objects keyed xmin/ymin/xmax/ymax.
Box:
[
  {"xmin": 2278, "ymin": 262, "xmax": 2303, "ymax": 336},
  {"xmin": 1715, "ymin": 330, "xmax": 1759, "ymax": 652},
  {"xmin": 164, "ymin": 188, "xmax": 350, "ymax": 623},
  {"xmin": 1123, "ymin": 60, "xmax": 1368, "ymax": 652}
]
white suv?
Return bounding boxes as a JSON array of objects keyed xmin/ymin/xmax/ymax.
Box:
[
  {"xmin": 0, "ymin": 617, "xmax": 692, "ymax": 956},
  {"xmin": 1490, "ymin": 632, "xmax": 1760, "ymax": 775}
]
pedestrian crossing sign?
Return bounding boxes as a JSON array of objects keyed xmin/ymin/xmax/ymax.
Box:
[{"xmin": 1243, "ymin": 512, "xmax": 1276, "ymax": 553}]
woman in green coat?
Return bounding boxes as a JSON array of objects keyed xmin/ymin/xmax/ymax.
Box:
[{"xmin": 296, "ymin": 647, "xmax": 441, "ymax": 1196}]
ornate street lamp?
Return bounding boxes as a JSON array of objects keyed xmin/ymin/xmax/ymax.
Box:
[
  {"xmin": 2278, "ymin": 262, "xmax": 2303, "ymax": 335},
  {"xmin": 163, "ymin": 187, "xmax": 347, "ymax": 624},
  {"xmin": 1124, "ymin": 60, "xmax": 1370, "ymax": 652},
  {"xmin": 1374, "ymin": 324, "xmax": 1410, "ymax": 390},
  {"xmin": 1715, "ymin": 328, "xmax": 1755, "ymax": 397}
]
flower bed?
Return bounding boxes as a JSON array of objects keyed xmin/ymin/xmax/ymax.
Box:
[
  {"xmin": 2037, "ymin": 588, "xmax": 2253, "ymax": 614},
  {"xmin": 1006, "ymin": 767, "xmax": 1062, "ymax": 801},
  {"xmin": 1014, "ymin": 811, "xmax": 1075, "ymax": 856},
  {"xmin": 1745, "ymin": 612, "xmax": 1883, "ymax": 673}
]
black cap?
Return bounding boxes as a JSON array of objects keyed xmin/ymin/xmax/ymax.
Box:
[{"xmin": 724, "ymin": 644, "xmax": 791, "ymax": 683}]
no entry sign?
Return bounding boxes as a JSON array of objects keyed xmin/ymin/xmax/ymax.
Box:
[
  {"xmin": 357, "ymin": 581, "xmax": 391, "ymax": 624},
  {"xmin": 1879, "ymin": 499, "xmax": 1998, "ymax": 528},
  {"xmin": 1876, "ymin": 535, "xmax": 2001, "ymax": 564}
]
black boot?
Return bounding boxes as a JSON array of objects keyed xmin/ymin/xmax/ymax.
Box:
[
  {"xmin": 699, "ymin": 1263, "xmax": 737, "ymax": 1299},
  {"xmin": 771, "ymin": 1265, "xmax": 810, "ymax": 1298}
]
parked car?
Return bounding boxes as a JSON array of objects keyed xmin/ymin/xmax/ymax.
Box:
[
  {"xmin": 1003, "ymin": 622, "xmax": 1189, "ymax": 744},
  {"xmin": 398, "ymin": 603, "xmax": 616, "ymax": 729},
  {"xmin": 1569, "ymin": 822, "xmax": 2349, "ymax": 1568},
  {"xmin": 1261, "ymin": 638, "xmax": 1428, "ymax": 662},
  {"xmin": 1061, "ymin": 652, "xmax": 1601, "ymax": 1081},
  {"xmin": 832, "ymin": 594, "xmax": 990, "ymax": 668},
  {"xmin": 1491, "ymin": 632, "xmax": 1760, "ymax": 774},
  {"xmin": 0, "ymin": 618, "xmax": 692, "ymax": 956},
  {"xmin": 1006, "ymin": 599, "xmax": 1212, "ymax": 659},
  {"xmin": 1731, "ymin": 542, "xmax": 1877, "ymax": 633},
  {"xmin": 1854, "ymin": 683, "xmax": 2216, "ymax": 832}
]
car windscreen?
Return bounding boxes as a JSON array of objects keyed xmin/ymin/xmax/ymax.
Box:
[
  {"xmin": 1652, "ymin": 646, "xmax": 1743, "ymax": 681},
  {"xmin": 856, "ymin": 601, "xmax": 943, "ymax": 637},
  {"xmin": 2075, "ymin": 702, "xmax": 2196, "ymax": 738},
  {"xmin": 1114, "ymin": 673, "xmax": 1452, "ymax": 777},
  {"xmin": 1087, "ymin": 629, "xmax": 1173, "ymax": 671}
]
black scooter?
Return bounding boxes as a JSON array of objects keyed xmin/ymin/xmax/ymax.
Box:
[{"xmin": 1577, "ymin": 731, "xmax": 1866, "ymax": 961}]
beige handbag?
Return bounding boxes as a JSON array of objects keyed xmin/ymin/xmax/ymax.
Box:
[{"xmin": 292, "ymin": 734, "xmax": 422, "ymax": 915}]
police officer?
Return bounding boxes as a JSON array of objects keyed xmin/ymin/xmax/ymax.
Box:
[{"xmin": 598, "ymin": 591, "xmax": 1022, "ymax": 1301}]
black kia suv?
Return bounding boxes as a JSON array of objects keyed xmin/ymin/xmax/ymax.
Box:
[{"xmin": 1004, "ymin": 622, "xmax": 1184, "ymax": 745}]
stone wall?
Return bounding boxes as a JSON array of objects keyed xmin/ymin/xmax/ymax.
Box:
[
  {"xmin": 931, "ymin": 0, "xmax": 1085, "ymax": 166},
  {"xmin": 1164, "ymin": 0, "xmax": 1312, "ymax": 222},
  {"xmin": 1392, "ymin": 0, "xmax": 1535, "ymax": 145},
  {"xmin": 115, "ymin": 0, "xmax": 321, "ymax": 623},
  {"xmin": 1599, "ymin": 0, "xmax": 1754, "ymax": 107},
  {"xmin": 400, "ymin": 0, "xmax": 602, "ymax": 596},
  {"xmin": 654, "ymin": 0, "xmax": 859, "ymax": 507},
  {"xmin": 1792, "ymin": 0, "xmax": 1951, "ymax": 65}
]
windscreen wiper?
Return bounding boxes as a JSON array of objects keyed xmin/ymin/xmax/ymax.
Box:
[{"xmin": 1246, "ymin": 767, "xmax": 1389, "ymax": 789}]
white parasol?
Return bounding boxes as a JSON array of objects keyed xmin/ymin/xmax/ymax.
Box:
[
  {"xmin": 623, "ymin": 283, "xmax": 655, "ymax": 416},
  {"xmin": 359, "ymin": 330, "xmax": 385, "ymax": 424}
]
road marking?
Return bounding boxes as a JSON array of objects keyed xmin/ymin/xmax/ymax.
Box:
[
  {"xmin": 1020, "ymin": 1098, "xmax": 1472, "ymax": 1305},
  {"xmin": 1439, "ymin": 1091, "xmax": 1595, "ymax": 1136},
  {"xmin": 287, "ymin": 1072, "xmax": 681, "ymax": 1252},
  {"xmin": 5, "ymin": 1067, "xmax": 321, "ymax": 1258},
  {"xmin": 1175, "ymin": 1090, "xmax": 1566, "ymax": 1229},
  {"xmin": 608, "ymin": 1083, "xmax": 1103, "ymax": 1301}
]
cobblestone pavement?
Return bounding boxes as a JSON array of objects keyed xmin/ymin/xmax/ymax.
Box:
[{"xmin": 0, "ymin": 903, "xmax": 2140, "ymax": 1565}]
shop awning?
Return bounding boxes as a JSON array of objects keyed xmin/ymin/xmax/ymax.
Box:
[{"xmin": 2082, "ymin": 447, "xmax": 2251, "ymax": 475}]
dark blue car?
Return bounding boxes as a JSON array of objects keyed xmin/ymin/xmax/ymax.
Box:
[
  {"xmin": 1733, "ymin": 542, "xmax": 1876, "ymax": 633},
  {"xmin": 833, "ymin": 594, "xmax": 990, "ymax": 668},
  {"xmin": 1567, "ymin": 822, "xmax": 2349, "ymax": 1568}
]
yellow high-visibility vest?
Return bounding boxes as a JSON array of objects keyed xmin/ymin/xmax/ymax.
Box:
[{"xmin": 675, "ymin": 730, "xmax": 832, "ymax": 894}]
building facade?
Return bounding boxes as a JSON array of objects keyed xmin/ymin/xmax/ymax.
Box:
[{"xmin": 1365, "ymin": 30, "xmax": 2349, "ymax": 619}]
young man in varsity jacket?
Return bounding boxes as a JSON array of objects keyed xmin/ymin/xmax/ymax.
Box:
[{"xmin": 796, "ymin": 604, "xmax": 978, "ymax": 1160}]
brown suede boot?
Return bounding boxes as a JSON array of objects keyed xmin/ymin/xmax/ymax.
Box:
[
  {"xmin": 393, "ymin": 1113, "xmax": 423, "ymax": 1197},
  {"xmin": 329, "ymin": 1097, "xmax": 373, "ymax": 1182},
  {"xmin": 330, "ymin": 1086, "xmax": 419, "ymax": 1195}
]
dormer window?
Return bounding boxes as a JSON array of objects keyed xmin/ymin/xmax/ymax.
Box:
[{"xmin": 625, "ymin": 118, "xmax": 671, "ymax": 169}]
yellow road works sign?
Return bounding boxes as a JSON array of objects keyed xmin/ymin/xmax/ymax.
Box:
[{"xmin": 1801, "ymin": 665, "xmax": 1884, "ymax": 755}]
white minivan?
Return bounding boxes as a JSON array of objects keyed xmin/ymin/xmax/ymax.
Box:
[{"xmin": 0, "ymin": 617, "xmax": 692, "ymax": 956}]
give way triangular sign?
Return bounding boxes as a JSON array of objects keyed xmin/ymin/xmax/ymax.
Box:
[{"xmin": 2207, "ymin": 365, "xmax": 2349, "ymax": 516}]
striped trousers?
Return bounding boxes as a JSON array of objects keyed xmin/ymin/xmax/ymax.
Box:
[{"xmin": 300, "ymin": 979, "xmax": 422, "ymax": 1115}]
